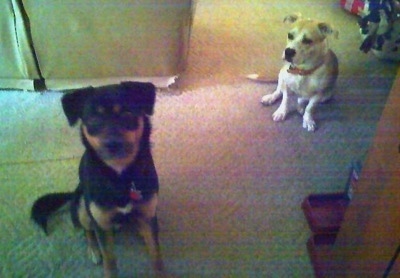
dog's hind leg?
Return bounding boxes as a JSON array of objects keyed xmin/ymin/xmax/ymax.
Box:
[{"xmin": 297, "ymin": 97, "xmax": 308, "ymax": 115}]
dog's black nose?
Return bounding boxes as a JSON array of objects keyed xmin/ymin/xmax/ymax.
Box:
[
  {"xmin": 284, "ymin": 48, "xmax": 296, "ymax": 61},
  {"xmin": 105, "ymin": 141, "xmax": 124, "ymax": 154}
]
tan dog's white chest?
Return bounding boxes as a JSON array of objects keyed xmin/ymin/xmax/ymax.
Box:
[
  {"xmin": 280, "ymin": 66, "xmax": 310, "ymax": 97},
  {"xmin": 279, "ymin": 64, "xmax": 330, "ymax": 99}
]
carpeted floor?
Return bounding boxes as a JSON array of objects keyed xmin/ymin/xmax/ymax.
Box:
[{"xmin": 0, "ymin": 0, "xmax": 398, "ymax": 277}]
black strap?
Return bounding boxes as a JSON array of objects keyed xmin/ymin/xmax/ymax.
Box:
[{"xmin": 383, "ymin": 244, "xmax": 400, "ymax": 278}]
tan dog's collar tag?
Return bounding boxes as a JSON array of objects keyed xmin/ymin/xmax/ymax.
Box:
[{"xmin": 130, "ymin": 182, "xmax": 143, "ymax": 201}]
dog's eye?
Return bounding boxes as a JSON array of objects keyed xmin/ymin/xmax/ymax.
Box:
[
  {"xmin": 121, "ymin": 112, "xmax": 139, "ymax": 130},
  {"xmin": 121, "ymin": 111, "xmax": 135, "ymax": 119},
  {"xmin": 288, "ymin": 33, "xmax": 294, "ymax": 40},
  {"xmin": 302, "ymin": 38, "xmax": 313, "ymax": 45},
  {"xmin": 124, "ymin": 117, "xmax": 139, "ymax": 130},
  {"xmin": 84, "ymin": 117, "xmax": 104, "ymax": 135}
]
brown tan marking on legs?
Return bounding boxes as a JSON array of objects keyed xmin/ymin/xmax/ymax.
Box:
[
  {"xmin": 94, "ymin": 229, "xmax": 118, "ymax": 278},
  {"xmin": 77, "ymin": 198, "xmax": 102, "ymax": 264},
  {"xmin": 88, "ymin": 203, "xmax": 119, "ymax": 277},
  {"xmin": 89, "ymin": 203, "xmax": 115, "ymax": 231},
  {"xmin": 136, "ymin": 194, "xmax": 164, "ymax": 273},
  {"xmin": 137, "ymin": 217, "xmax": 164, "ymax": 273},
  {"xmin": 85, "ymin": 230, "xmax": 102, "ymax": 265}
]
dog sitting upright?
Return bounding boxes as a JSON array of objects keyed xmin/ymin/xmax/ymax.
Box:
[
  {"xmin": 261, "ymin": 14, "xmax": 339, "ymax": 132},
  {"xmin": 31, "ymin": 82, "xmax": 164, "ymax": 277}
]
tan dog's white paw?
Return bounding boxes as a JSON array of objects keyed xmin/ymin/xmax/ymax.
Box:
[
  {"xmin": 303, "ymin": 117, "xmax": 317, "ymax": 132},
  {"xmin": 261, "ymin": 91, "xmax": 280, "ymax": 106},
  {"xmin": 272, "ymin": 108, "xmax": 287, "ymax": 122}
]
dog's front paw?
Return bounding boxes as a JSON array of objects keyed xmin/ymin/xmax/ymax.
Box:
[
  {"xmin": 154, "ymin": 257, "xmax": 165, "ymax": 273},
  {"xmin": 261, "ymin": 92, "xmax": 279, "ymax": 106},
  {"xmin": 151, "ymin": 252, "xmax": 166, "ymax": 277},
  {"xmin": 272, "ymin": 108, "xmax": 287, "ymax": 122},
  {"xmin": 303, "ymin": 117, "xmax": 317, "ymax": 132},
  {"xmin": 87, "ymin": 247, "xmax": 102, "ymax": 265},
  {"xmin": 104, "ymin": 268, "xmax": 118, "ymax": 278}
]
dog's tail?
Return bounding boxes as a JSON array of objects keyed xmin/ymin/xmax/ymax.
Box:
[
  {"xmin": 31, "ymin": 192, "xmax": 74, "ymax": 235},
  {"xmin": 245, "ymin": 74, "xmax": 278, "ymax": 84}
]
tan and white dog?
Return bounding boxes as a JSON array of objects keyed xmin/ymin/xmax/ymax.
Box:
[{"xmin": 260, "ymin": 14, "xmax": 339, "ymax": 132}]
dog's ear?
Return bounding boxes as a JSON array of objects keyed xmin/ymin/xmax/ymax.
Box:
[
  {"xmin": 61, "ymin": 87, "xmax": 94, "ymax": 126},
  {"xmin": 284, "ymin": 13, "xmax": 301, "ymax": 24},
  {"xmin": 121, "ymin": 82, "xmax": 156, "ymax": 116},
  {"xmin": 318, "ymin": 22, "xmax": 339, "ymax": 39}
]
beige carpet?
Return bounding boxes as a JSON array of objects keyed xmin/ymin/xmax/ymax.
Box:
[{"xmin": 0, "ymin": 0, "xmax": 398, "ymax": 277}]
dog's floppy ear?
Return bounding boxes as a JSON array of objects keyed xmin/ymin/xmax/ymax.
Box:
[
  {"xmin": 284, "ymin": 13, "xmax": 301, "ymax": 24},
  {"xmin": 318, "ymin": 22, "xmax": 339, "ymax": 39},
  {"xmin": 61, "ymin": 87, "xmax": 94, "ymax": 126},
  {"xmin": 121, "ymin": 82, "xmax": 156, "ymax": 116}
]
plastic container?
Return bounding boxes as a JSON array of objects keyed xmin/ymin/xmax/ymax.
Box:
[
  {"xmin": 307, "ymin": 233, "xmax": 337, "ymax": 278},
  {"xmin": 302, "ymin": 192, "xmax": 350, "ymax": 234}
]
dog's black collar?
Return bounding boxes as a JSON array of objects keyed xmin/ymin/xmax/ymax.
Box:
[{"xmin": 79, "ymin": 148, "xmax": 158, "ymax": 209}]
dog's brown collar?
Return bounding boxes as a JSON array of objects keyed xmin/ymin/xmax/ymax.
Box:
[{"xmin": 287, "ymin": 64, "xmax": 322, "ymax": 76}]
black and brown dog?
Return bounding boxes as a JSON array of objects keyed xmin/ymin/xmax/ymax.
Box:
[{"xmin": 31, "ymin": 82, "xmax": 164, "ymax": 277}]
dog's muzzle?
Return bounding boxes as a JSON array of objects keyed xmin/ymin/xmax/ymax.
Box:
[
  {"xmin": 100, "ymin": 140, "xmax": 134, "ymax": 159},
  {"xmin": 105, "ymin": 141, "xmax": 124, "ymax": 154},
  {"xmin": 284, "ymin": 48, "xmax": 296, "ymax": 62}
]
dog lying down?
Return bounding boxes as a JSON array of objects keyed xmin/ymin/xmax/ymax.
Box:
[
  {"xmin": 259, "ymin": 14, "xmax": 339, "ymax": 132},
  {"xmin": 31, "ymin": 82, "xmax": 164, "ymax": 278}
]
